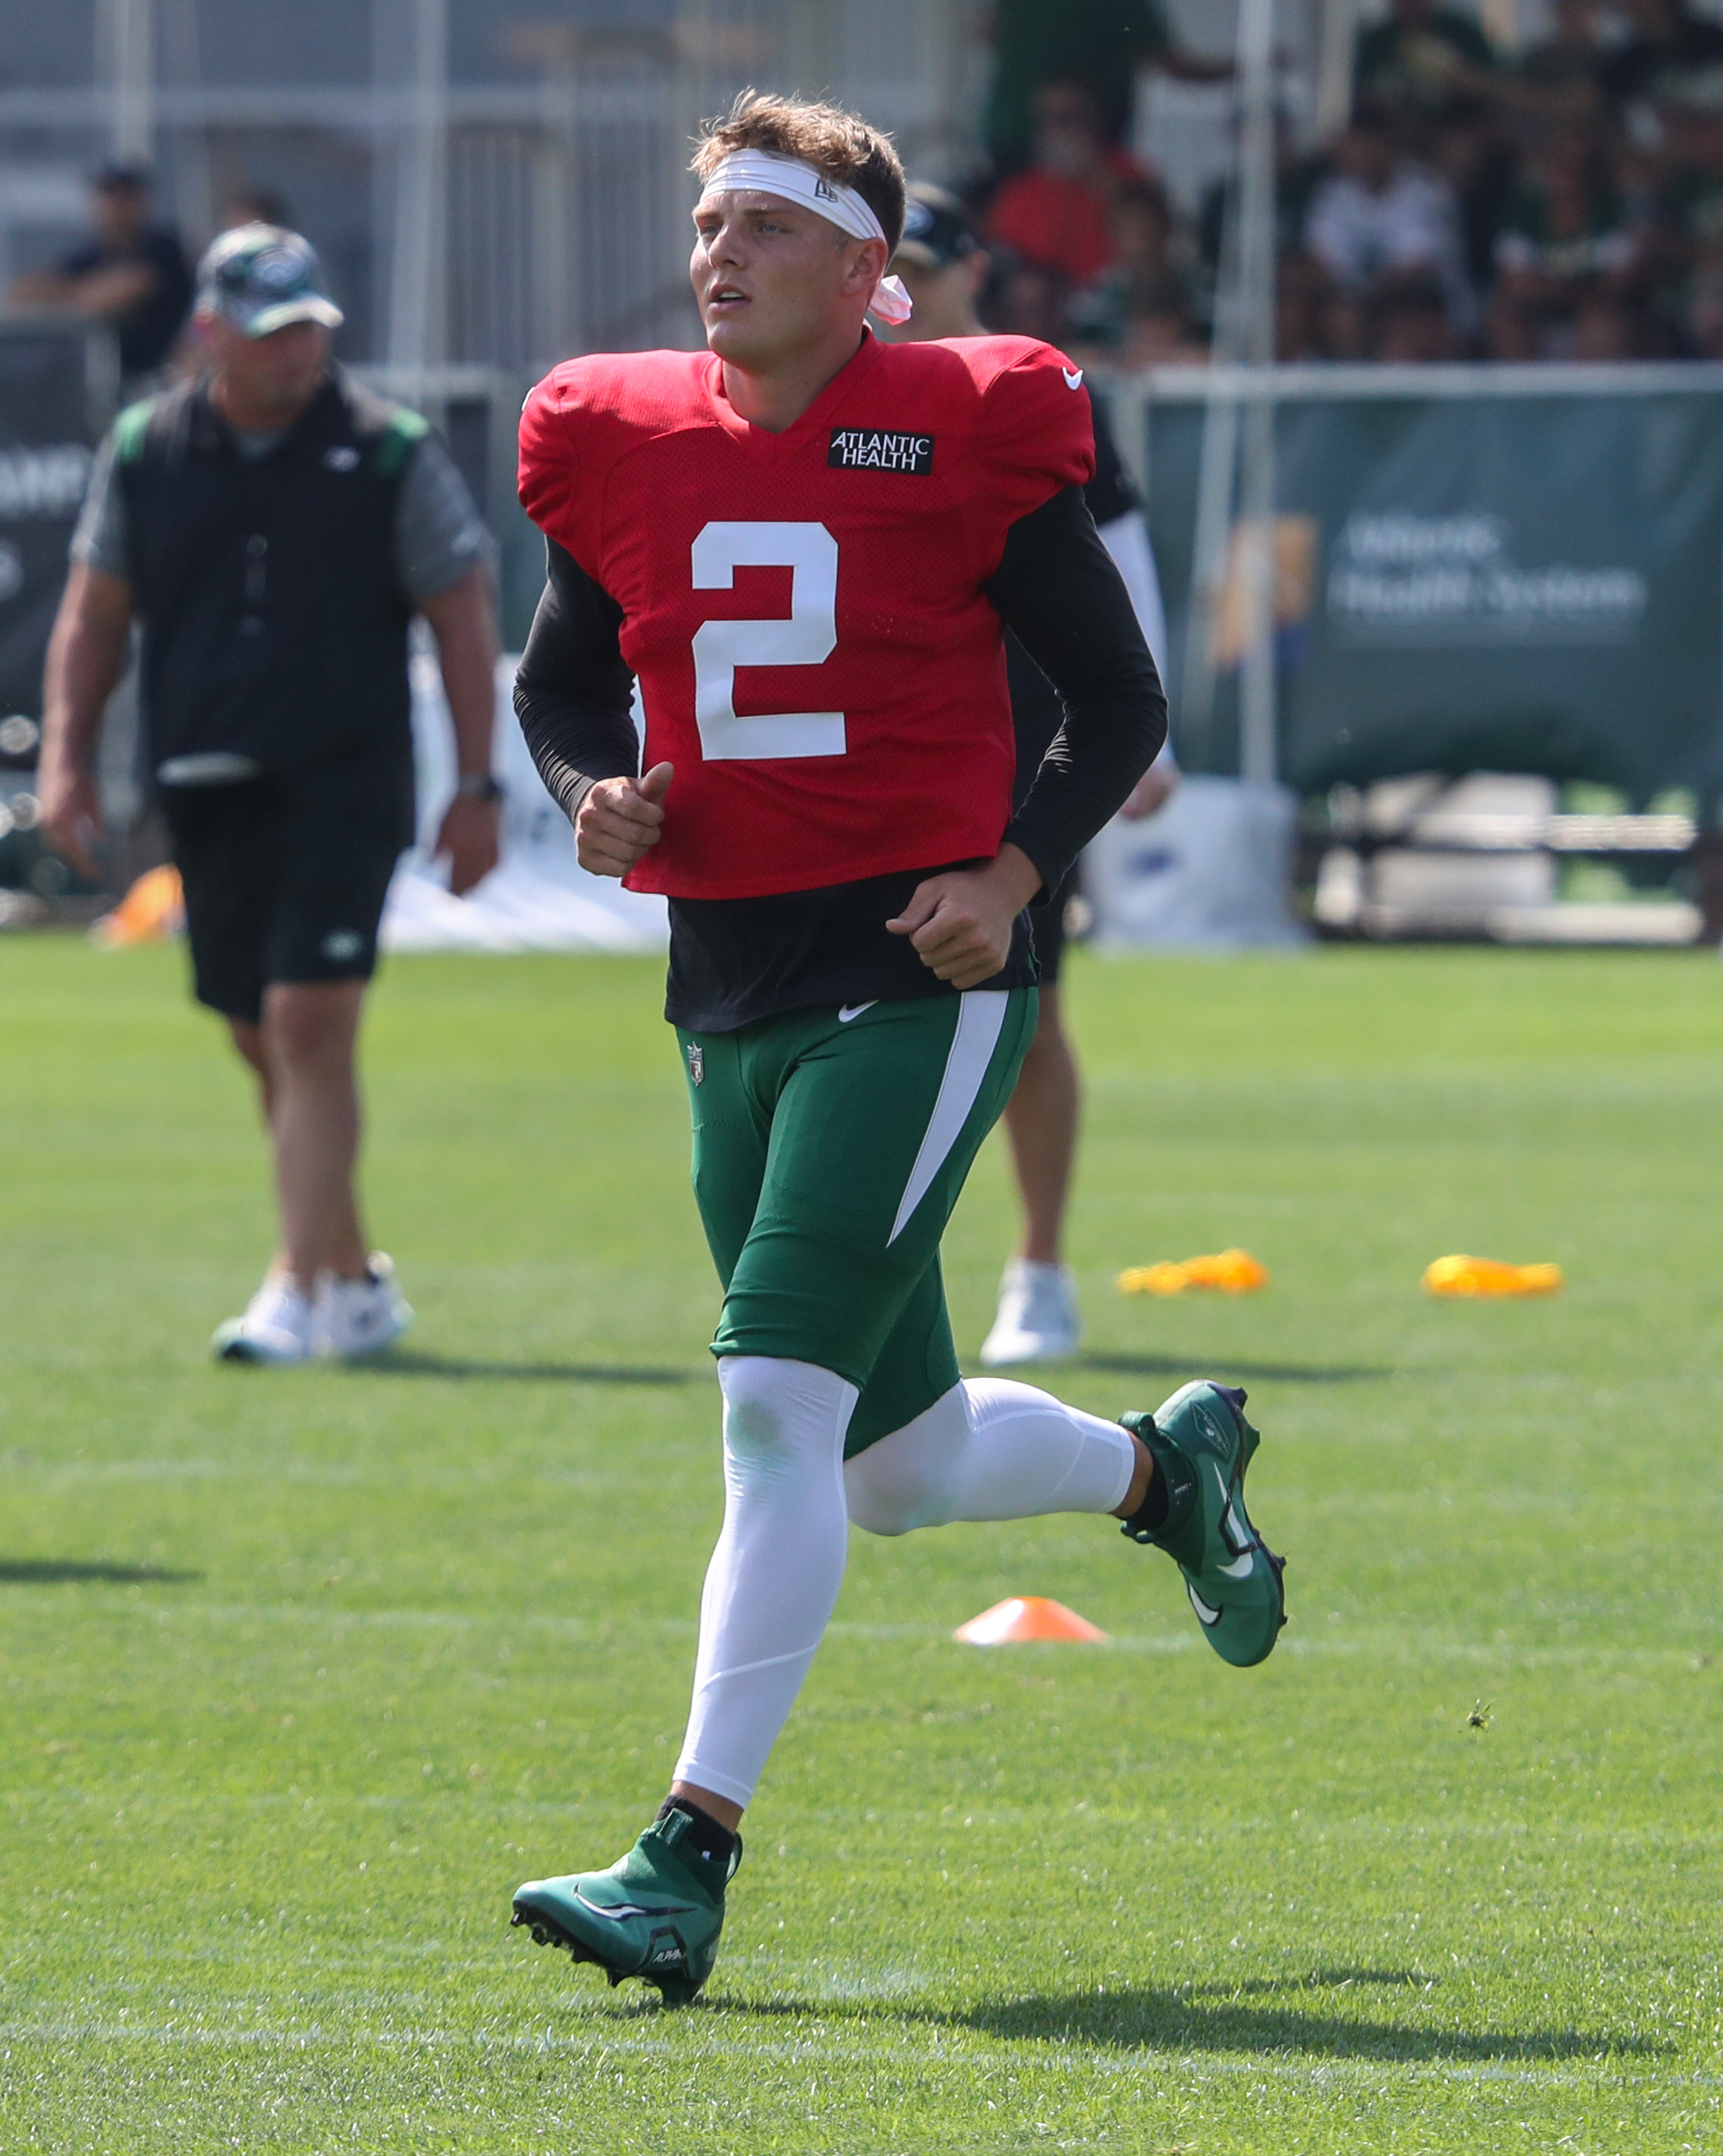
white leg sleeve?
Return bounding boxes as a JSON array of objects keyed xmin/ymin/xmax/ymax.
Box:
[
  {"xmin": 672, "ymin": 1356, "xmax": 858, "ymax": 1811},
  {"xmin": 844, "ymin": 1378, "xmax": 1135, "ymax": 1537}
]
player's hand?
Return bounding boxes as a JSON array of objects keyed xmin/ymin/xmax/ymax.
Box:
[
  {"xmin": 1120, "ymin": 762, "xmax": 1180, "ymax": 821},
  {"xmin": 887, "ymin": 845, "xmax": 1043, "ymax": 991},
  {"xmin": 38, "ymin": 760, "xmax": 104, "ymax": 883},
  {"xmin": 575, "ymin": 762, "xmax": 673, "ymax": 879},
  {"xmin": 434, "ymin": 792, "xmax": 501, "ymax": 897}
]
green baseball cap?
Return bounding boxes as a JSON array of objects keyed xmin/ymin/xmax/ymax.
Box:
[{"xmin": 195, "ymin": 222, "xmax": 344, "ymax": 338}]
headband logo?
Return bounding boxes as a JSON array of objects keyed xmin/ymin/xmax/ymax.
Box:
[{"xmin": 829, "ymin": 427, "xmax": 935, "ymax": 476}]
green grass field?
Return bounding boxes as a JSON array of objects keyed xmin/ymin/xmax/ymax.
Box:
[{"xmin": 2, "ymin": 935, "xmax": 1721, "ymax": 2154}]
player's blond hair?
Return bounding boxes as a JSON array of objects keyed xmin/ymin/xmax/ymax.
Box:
[{"xmin": 692, "ymin": 90, "xmax": 906, "ymax": 252}]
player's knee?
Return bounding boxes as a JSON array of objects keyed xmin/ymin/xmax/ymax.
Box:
[
  {"xmin": 226, "ymin": 1017, "xmax": 266, "ymax": 1075},
  {"xmin": 841, "ymin": 1465, "xmax": 936, "ymax": 1534},
  {"xmin": 263, "ymin": 984, "xmax": 361, "ymax": 1071},
  {"xmin": 717, "ymin": 1355, "xmax": 854, "ymax": 1479},
  {"xmin": 718, "ymin": 1358, "xmax": 792, "ymax": 1469},
  {"xmin": 842, "ymin": 1455, "xmax": 920, "ymax": 1535},
  {"xmin": 843, "ymin": 1385, "xmax": 971, "ymax": 1535},
  {"xmin": 844, "ymin": 1451, "xmax": 958, "ymax": 1535}
]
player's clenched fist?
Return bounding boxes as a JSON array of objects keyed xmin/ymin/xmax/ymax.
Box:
[
  {"xmin": 575, "ymin": 762, "xmax": 673, "ymax": 878},
  {"xmin": 887, "ymin": 844, "xmax": 1044, "ymax": 992}
]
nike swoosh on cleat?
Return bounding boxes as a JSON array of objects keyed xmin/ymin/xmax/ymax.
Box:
[
  {"xmin": 838, "ymin": 1003, "xmax": 877, "ymax": 1023},
  {"xmin": 1218, "ymin": 1496, "xmax": 1255, "ymax": 1576},
  {"xmin": 572, "ymin": 1890, "xmax": 696, "ymax": 1923},
  {"xmin": 1188, "ymin": 1585, "xmax": 1223, "ymax": 1626}
]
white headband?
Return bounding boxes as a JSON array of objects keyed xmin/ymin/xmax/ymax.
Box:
[{"xmin": 696, "ymin": 149, "xmax": 913, "ymax": 325}]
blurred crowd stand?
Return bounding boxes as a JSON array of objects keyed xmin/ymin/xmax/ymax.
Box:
[{"xmin": 966, "ymin": 0, "xmax": 1723, "ymax": 369}]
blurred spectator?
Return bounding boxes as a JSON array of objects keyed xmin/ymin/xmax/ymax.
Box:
[
  {"xmin": 1354, "ymin": 0, "xmax": 1499, "ymax": 135},
  {"xmin": 1372, "ymin": 276, "xmax": 1461, "ymax": 360},
  {"xmin": 1652, "ymin": 86, "xmax": 1723, "ymax": 347},
  {"xmin": 1196, "ymin": 112, "xmax": 1330, "ymax": 311},
  {"xmin": 1685, "ymin": 265, "xmax": 1723, "ymax": 354},
  {"xmin": 1512, "ymin": 0, "xmax": 1609, "ymax": 126},
  {"xmin": 988, "ymin": 79, "xmax": 1153, "ymax": 289},
  {"xmin": 1275, "ymin": 249, "xmax": 1333, "ymax": 361},
  {"xmin": 984, "ymin": 0, "xmax": 1231, "ymax": 170},
  {"xmin": 5, "ymin": 162, "xmax": 192, "ymax": 385},
  {"xmin": 1490, "ymin": 129, "xmax": 1639, "ymax": 358},
  {"xmin": 220, "ymin": 184, "xmax": 295, "ymax": 232},
  {"xmin": 1064, "ymin": 178, "xmax": 1196, "ymax": 350},
  {"xmin": 1304, "ymin": 114, "xmax": 1472, "ymax": 348},
  {"xmin": 1570, "ymin": 290, "xmax": 1643, "ymax": 356},
  {"xmin": 883, "ymin": 183, "xmax": 989, "ymax": 338},
  {"xmin": 1433, "ymin": 111, "xmax": 1519, "ymax": 293},
  {"xmin": 1115, "ymin": 269, "xmax": 1210, "ymax": 366},
  {"xmin": 988, "ymin": 259, "xmax": 1070, "ymax": 342},
  {"xmin": 1598, "ymin": 0, "xmax": 1723, "ymax": 135}
]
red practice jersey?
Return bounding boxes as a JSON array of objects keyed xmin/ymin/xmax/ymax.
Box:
[{"xmin": 517, "ymin": 331, "xmax": 1094, "ymax": 900}]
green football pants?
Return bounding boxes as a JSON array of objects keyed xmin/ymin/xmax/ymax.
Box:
[{"xmin": 677, "ymin": 988, "xmax": 1037, "ymax": 1457}]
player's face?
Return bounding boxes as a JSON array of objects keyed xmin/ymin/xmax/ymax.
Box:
[{"xmin": 691, "ymin": 191, "xmax": 880, "ymax": 369}]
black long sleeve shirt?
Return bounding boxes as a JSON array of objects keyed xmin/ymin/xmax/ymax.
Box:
[{"xmin": 515, "ymin": 479, "xmax": 1165, "ymax": 1031}]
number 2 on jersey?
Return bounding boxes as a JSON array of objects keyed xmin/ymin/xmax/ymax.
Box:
[{"xmin": 690, "ymin": 520, "xmax": 844, "ymax": 761}]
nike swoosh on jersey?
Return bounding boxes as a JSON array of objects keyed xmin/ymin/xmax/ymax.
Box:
[
  {"xmin": 573, "ymin": 1890, "xmax": 696, "ymax": 1923},
  {"xmin": 838, "ymin": 1002, "xmax": 878, "ymax": 1023},
  {"xmin": 1063, "ymin": 367, "xmax": 1084, "ymax": 389}
]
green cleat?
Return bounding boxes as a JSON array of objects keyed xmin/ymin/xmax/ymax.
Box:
[
  {"xmin": 510, "ymin": 1808, "xmax": 738, "ymax": 2007},
  {"xmin": 1118, "ymin": 1380, "xmax": 1286, "ymax": 1668}
]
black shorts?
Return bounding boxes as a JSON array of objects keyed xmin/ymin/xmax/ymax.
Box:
[
  {"xmin": 161, "ymin": 742, "xmax": 413, "ymax": 1024},
  {"xmin": 1026, "ymin": 867, "xmax": 1076, "ymax": 988}
]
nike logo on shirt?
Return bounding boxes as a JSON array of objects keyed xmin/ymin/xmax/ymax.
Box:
[
  {"xmin": 1063, "ymin": 367, "xmax": 1084, "ymax": 389},
  {"xmin": 838, "ymin": 1003, "xmax": 878, "ymax": 1023}
]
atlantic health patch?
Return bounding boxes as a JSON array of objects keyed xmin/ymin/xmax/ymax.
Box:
[{"xmin": 828, "ymin": 427, "xmax": 934, "ymax": 475}]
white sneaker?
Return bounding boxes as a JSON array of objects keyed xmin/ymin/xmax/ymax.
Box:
[
  {"xmin": 212, "ymin": 1274, "xmax": 314, "ymax": 1365},
  {"xmin": 978, "ymin": 1259, "xmax": 1081, "ymax": 1366},
  {"xmin": 312, "ymin": 1252, "xmax": 414, "ymax": 1360}
]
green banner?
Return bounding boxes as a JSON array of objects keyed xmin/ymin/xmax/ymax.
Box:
[
  {"xmin": 0, "ymin": 324, "xmax": 102, "ymax": 733},
  {"xmin": 1133, "ymin": 386, "xmax": 1723, "ymax": 804}
]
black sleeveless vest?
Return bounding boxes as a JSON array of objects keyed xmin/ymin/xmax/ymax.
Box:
[{"xmin": 115, "ymin": 369, "xmax": 425, "ymax": 774}]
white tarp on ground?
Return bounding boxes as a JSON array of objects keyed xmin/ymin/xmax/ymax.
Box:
[
  {"xmin": 382, "ymin": 650, "xmax": 667, "ymax": 954},
  {"xmin": 1086, "ymin": 776, "xmax": 1307, "ymax": 948}
]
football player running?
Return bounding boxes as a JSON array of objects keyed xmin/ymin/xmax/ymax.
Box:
[{"xmin": 509, "ymin": 91, "xmax": 1285, "ymax": 2007}]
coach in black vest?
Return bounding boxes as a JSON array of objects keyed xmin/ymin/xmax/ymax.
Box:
[{"xmin": 39, "ymin": 224, "xmax": 502, "ymax": 1366}]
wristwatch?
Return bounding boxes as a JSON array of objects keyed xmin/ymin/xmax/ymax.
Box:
[{"xmin": 454, "ymin": 773, "xmax": 505, "ymax": 804}]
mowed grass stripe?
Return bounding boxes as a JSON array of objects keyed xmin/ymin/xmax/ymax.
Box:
[
  {"xmin": 2, "ymin": 1589, "xmax": 1718, "ymax": 1668},
  {"xmin": 4, "ymin": 2022, "xmax": 1707, "ymax": 2085}
]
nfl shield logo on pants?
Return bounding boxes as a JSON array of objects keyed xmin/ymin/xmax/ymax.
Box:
[{"xmin": 687, "ymin": 1042, "xmax": 704, "ymax": 1087}]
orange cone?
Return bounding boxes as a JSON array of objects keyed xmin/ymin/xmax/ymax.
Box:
[
  {"xmin": 92, "ymin": 864, "xmax": 184, "ymax": 948},
  {"xmin": 954, "ymin": 1596, "xmax": 1108, "ymax": 1645},
  {"xmin": 1423, "ymin": 1254, "xmax": 1564, "ymax": 1298},
  {"xmin": 1117, "ymin": 1248, "xmax": 1269, "ymax": 1297}
]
